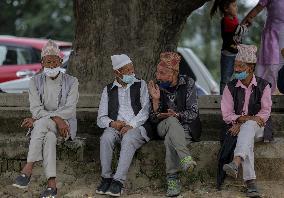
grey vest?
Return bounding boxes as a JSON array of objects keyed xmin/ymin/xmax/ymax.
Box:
[{"xmin": 33, "ymin": 72, "xmax": 77, "ymax": 140}]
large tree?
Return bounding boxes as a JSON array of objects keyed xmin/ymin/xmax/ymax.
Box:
[{"xmin": 69, "ymin": 0, "xmax": 210, "ymax": 94}]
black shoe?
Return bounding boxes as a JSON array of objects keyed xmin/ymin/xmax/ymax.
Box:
[
  {"xmin": 105, "ymin": 180, "xmax": 123, "ymax": 197},
  {"xmin": 246, "ymin": 180, "xmax": 260, "ymax": 198},
  {"xmin": 40, "ymin": 187, "xmax": 57, "ymax": 198},
  {"xmin": 95, "ymin": 177, "xmax": 113, "ymax": 195},
  {"xmin": 12, "ymin": 173, "xmax": 31, "ymax": 189}
]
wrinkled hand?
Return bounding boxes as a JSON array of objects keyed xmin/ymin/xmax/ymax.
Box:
[
  {"xmin": 110, "ymin": 120, "xmax": 126, "ymax": 131},
  {"xmin": 52, "ymin": 116, "xmax": 70, "ymax": 138},
  {"xmin": 157, "ymin": 109, "xmax": 178, "ymax": 119},
  {"xmin": 120, "ymin": 125, "xmax": 133, "ymax": 135},
  {"xmin": 21, "ymin": 118, "xmax": 36, "ymax": 128},
  {"xmin": 148, "ymin": 80, "xmax": 160, "ymax": 100},
  {"xmin": 237, "ymin": 115, "xmax": 251, "ymax": 123},
  {"xmin": 229, "ymin": 123, "xmax": 242, "ymax": 136},
  {"xmin": 167, "ymin": 109, "xmax": 179, "ymax": 118},
  {"xmin": 251, "ymin": 116, "xmax": 265, "ymax": 127}
]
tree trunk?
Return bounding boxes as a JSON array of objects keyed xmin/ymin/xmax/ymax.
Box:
[{"xmin": 69, "ymin": 0, "xmax": 210, "ymax": 94}]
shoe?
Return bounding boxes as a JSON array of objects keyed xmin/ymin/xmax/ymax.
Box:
[
  {"xmin": 246, "ymin": 180, "xmax": 260, "ymax": 197},
  {"xmin": 166, "ymin": 175, "xmax": 181, "ymax": 197},
  {"xmin": 223, "ymin": 161, "xmax": 238, "ymax": 179},
  {"xmin": 180, "ymin": 155, "xmax": 197, "ymax": 173},
  {"xmin": 105, "ymin": 180, "xmax": 123, "ymax": 197},
  {"xmin": 40, "ymin": 187, "xmax": 57, "ymax": 198},
  {"xmin": 95, "ymin": 177, "xmax": 113, "ymax": 195},
  {"xmin": 12, "ymin": 173, "xmax": 31, "ymax": 189}
]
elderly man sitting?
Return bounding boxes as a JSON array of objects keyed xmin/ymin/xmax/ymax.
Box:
[
  {"xmin": 217, "ymin": 44, "xmax": 272, "ymax": 197},
  {"xmin": 13, "ymin": 40, "xmax": 79, "ymax": 198},
  {"xmin": 148, "ymin": 52, "xmax": 201, "ymax": 197},
  {"xmin": 96, "ymin": 54, "xmax": 153, "ymax": 197}
]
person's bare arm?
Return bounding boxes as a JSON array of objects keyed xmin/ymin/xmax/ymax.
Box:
[{"xmin": 241, "ymin": 4, "xmax": 265, "ymax": 26}]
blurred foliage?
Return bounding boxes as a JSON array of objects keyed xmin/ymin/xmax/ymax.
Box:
[
  {"xmin": 0, "ymin": 0, "xmax": 74, "ymax": 41},
  {"xmin": 179, "ymin": 1, "xmax": 266, "ymax": 81},
  {"xmin": 0, "ymin": 0, "xmax": 266, "ymax": 81}
]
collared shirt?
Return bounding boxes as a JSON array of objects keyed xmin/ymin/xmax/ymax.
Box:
[
  {"xmin": 221, "ymin": 75, "xmax": 272, "ymax": 124},
  {"xmin": 29, "ymin": 72, "xmax": 79, "ymax": 120},
  {"xmin": 97, "ymin": 79, "xmax": 150, "ymax": 141}
]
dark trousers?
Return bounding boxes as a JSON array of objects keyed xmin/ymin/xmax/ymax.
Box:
[{"xmin": 220, "ymin": 52, "xmax": 236, "ymax": 95}]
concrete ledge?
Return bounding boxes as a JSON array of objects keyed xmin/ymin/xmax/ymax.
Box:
[
  {"xmin": 0, "ymin": 136, "xmax": 86, "ymax": 172},
  {"xmin": 125, "ymin": 138, "xmax": 284, "ymax": 190},
  {"xmin": 1, "ymin": 136, "xmax": 283, "ymax": 188},
  {"xmin": 1, "ymin": 107, "xmax": 284, "ymax": 140},
  {"xmin": 1, "ymin": 94, "xmax": 284, "ymax": 111}
]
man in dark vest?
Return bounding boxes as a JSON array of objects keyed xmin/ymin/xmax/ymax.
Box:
[
  {"xmin": 148, "ymin": 52, "xmax": 201, "ymax": 197},
  {"xmin": 219, "ymin": 44, "xmax": 272, "ymax": 197},
  {"xmin": 96, "ymin": 54, "xmax": 152, "ymax": 197}
]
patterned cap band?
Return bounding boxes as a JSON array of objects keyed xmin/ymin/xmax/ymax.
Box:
[
  {"xmin": 41, "ymin": 39, "xmax": 61, "ymax": 59},
  {"xmin": 158, "ymin": 52, "xmax": 181, "ymax": 71},
  {"xmin": 235, "ymin": 44, "xmax": 257, "ymax": 64}
]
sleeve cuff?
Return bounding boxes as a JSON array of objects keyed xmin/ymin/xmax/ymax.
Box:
[
  {"xmin": 128, "ymin": 121, "xmax": 137, "ymax": 129},
  {"xmin": 106, "ymin": 119, "xmax": 114, "ymax": 128},
  {"xmin": 232, "ymin": 115, "xmax": 241, "ymax": 124}
]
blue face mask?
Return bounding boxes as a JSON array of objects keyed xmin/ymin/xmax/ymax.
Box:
[
  {"xmin": 234, "ymin": 71, "xmax": 248, "ymax": 80},
  {"xmin": 158, "ymin": 81, "xmax": 172, "ymax": 90},
  {"xmin": 121, "ymin": 74, "xmax": 136, "ymax": 84}
]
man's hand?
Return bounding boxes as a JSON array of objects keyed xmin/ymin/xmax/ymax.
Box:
[
  {"xmin": 148, "ymin": 80, "xmax": 160, "ymax": 100},
  {"xmin": 237, "ymin": 115, "xmax": 265, "ymax": 127},
  {"xmin": 110, "ymin": 120, "xmax": 126, "ymax": 131},
  {"xmin": 120, "ymin": 125, "xmax": 133, "ymax": 135},
  {"xmin": 237, "ymin": 115, "xmax": 251, "ymax": 123},
  {"xmin": 251, "ymin": 116, "xmax": 265, "ymax": 127},
  {"xmin": 157, "ymin": 109, "xmax": 178, "ymax": 119},
  {"xmin": 229, "ymin": 123, "xmax": 242, "ymax": 136},
  {"xmin": 52, "ymin": 116, "xmax": 70, "ymax": 138},
  {"xmin": 21, "ymin": 118, "xmax": 36, "ymax": 128}
]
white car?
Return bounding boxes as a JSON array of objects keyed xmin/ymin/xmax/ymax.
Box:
[
  {"xmin": 177, "ymin": 47, "xmax": 219, "ymax": 95},
  {"xmin": 0, "ymin": 47, "xmax": 219, "ymax": 95}
]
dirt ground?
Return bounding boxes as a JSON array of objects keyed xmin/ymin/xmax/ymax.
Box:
[{"xmin": 0, "ymin": 170, "xmax": 283, "ymax": 198}]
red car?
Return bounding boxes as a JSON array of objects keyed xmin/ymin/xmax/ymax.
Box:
[{"xmin": 0, "ymin": 36, "xmax": 71, "ymax": 83}]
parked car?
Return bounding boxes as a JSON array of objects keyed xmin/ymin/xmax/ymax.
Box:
[
  {"xmin": 177, "ymin": 47, "xmax": 219, "ymax": 95},
  {"xmin": 0, "ymin": 36, "xmax": 71, "ymax": 83},
  {"xmin": 0, "ymin": 47, "xmax": 219, "ymax": 95}
]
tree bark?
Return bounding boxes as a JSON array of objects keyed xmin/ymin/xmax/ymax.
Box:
[{"xmin": 69, "ymin": 0, "xmax": 210, "ymax": 94}]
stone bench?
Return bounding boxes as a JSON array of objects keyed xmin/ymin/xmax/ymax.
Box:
[
  {"xmin": 0, "ymin": 135, "xmax": 86, "ymax": 172},
  {"xmin": 0, "ymin": 94, "xmax": 284, "ymax": 140},
  {"xmin": 1, "ymin": 133, "xmax": 283, "ymax": 189},
  {"xmin": 0, "ymin": 94, "xmax": 283, "ymax": 190}
]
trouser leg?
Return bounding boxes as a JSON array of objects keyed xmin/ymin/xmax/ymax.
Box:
[
  {"xmin": 157, "ymin": 117, "xmax": 191, "ymax": 174},
  {"xmin": 27, "ymin": 118, "xmax": 50, "ymax": 163},
  {"xmin": 100, "ymin": 128, "xmax": 120, "ymax": 179},
  {"xmin": 113, "ymin": 128, "xmax": 145, "ymax": 183},
  {"xmin": 234, "ymin": 120, "xmax": 264, "ymax": 181},
  {"xmin": 220, "ymin": 53, "xmax": 236, "ymax": 95},
  {"xmin": 43, "ymin": 132, "xmax": 57, "ymax": 179}
]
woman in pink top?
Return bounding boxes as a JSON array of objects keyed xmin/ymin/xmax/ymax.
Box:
[{"xmin": 242, "ymin": 0, "xmax": 284, "ymax": 94}]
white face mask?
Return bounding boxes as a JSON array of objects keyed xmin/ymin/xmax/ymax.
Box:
[{"xmin": 43, "ymin": 67, "xmax": 61, "ymax": 77}]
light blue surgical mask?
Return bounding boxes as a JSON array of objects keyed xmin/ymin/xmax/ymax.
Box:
[
  {"xmin": 234, "ymin": 71, "xmax": 248, "ymax": 80},
  {"xmin": 122, "ymin": 74, "xmax": 136, "ymax": 84}
]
